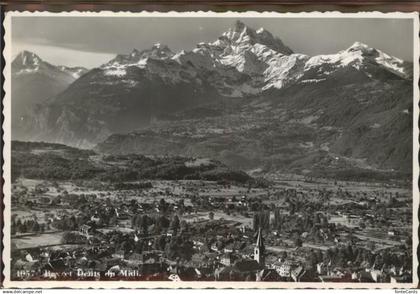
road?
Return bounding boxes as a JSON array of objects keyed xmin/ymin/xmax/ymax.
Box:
[{"xmin": 266, "ymin": 242, "xmax": 329, "ymax": 253}]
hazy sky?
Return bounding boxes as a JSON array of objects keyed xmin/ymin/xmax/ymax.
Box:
[{"xmin": 12, "ymin": 16, "xmax": 414, "ymax": 68}]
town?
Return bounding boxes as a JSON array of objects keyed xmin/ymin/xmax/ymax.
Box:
[{"xmin": 10, "ymin": 143, "xmax": 413, "ymax": 283}]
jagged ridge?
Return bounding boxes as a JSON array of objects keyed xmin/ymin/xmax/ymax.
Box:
[{"xmin": 11, "ymin": 21, "xmax": 413, "ymax": 177}]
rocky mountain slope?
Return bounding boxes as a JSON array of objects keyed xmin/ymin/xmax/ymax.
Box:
[
  {"xmin": 96, "ymin": 73, "xmax": 412, "ymax": 180},
  {"xmin": 13, "ymin": 21, "xmax": 413, "ymax": 179}
]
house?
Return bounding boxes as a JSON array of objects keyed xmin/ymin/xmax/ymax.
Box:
[
  {"xmin": 193, "ymin": 240, "xmax": 204, "ymax": 250},
  {"xmin": 39, "ymin": 196, "xmax": 52, "ymax": 205},
  {"xmin": 210, "ymin": 243, "xmax": 219, "ymax": 252},
  {"xmin": 273, "ymin": 260, "xmax": 297, "ymax": 278},
  {"xmin": 370, "ymin": 268, "xmax": 385, "ymax": 283},
  {"xmin": 25, "ymin": 253, "xmax": 35, "ymax": 262},
  {"xmin": 233, "ymin": 259, "xmax": 261, "ymax": 273},
  {"xmin": 168, "ymin": 273, "xmax": 181, "ymax": 281},
  {"xmin": 353, "ymin": 270, "xmax": 375, "ymax": 283},
  {"xmin": 256, "ymin": 269, "xmax": 281, "ymax": 281},
  {"xmin": 127, "ymin": 253, "xmax": 142, "ymax": 261},
  {"xmin": 112, "ymin": 250, "xmax": 125, "ymax": 260},
  {"xmin": 140, "ymin": 262, "xmax": 166, "ymax": 276},
  {"xmin": 90, "ymin": 214, "xmax": 101, "ymax": 224},
  {"xmin": 190, "ymin": 254, "xmax": 206, "ymax": 268},
  {"xmin": 297, "ymin": 268, "xmax": 318, "ymax": 282},
  {"xmin": 224, "ymin": 243, "xmax": 235, "ymax": 253},
  {"xmin": 220, "ymin": 253, "xmax": 234, "ymax": 266},
  {"xmin": 80, "ymin": 224, "xmax": 92, "ymax": 237},
  {"xmin": 166, "ymin": 229, "xmax": 175, "ymax": 237},
  {"xmin": 319, "ymin": 272, "xmax": 353, "ymax": 283},
  {"xmin": 214, "ymin": 266, "xmax": 238, "ymax": 281},
  {"xmin": 316, "ymin": 262, "xmax": 327, "ymax": 275},
  {"xmin": 291, "ymin": 266, "xmax": 305, "ymax": 282},
  {"xmin": 390, "ymin": 274, "xmax": 412, "ymax": 283},
  {"xmin": 390, "ymin": 275, "xmax": 399, "ymax": 283},
  {"xmin": 177, "ymin": 266, "xmax": 200, "ymax": 281},
  {"xmin": 388, "ymin": 230, "xmax": 398, "ymax": 236}
]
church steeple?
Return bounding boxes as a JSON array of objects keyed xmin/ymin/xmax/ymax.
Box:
[{"xmin": 254, "ymin": 227, "xmax": 265, "ymax": 267}]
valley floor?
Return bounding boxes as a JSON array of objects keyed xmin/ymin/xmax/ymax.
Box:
[{"xmin": 10, "ymin": 173, "xmax": 412, "ymax": 283}]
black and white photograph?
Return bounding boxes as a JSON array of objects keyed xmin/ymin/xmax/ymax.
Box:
[{"xmin": 2, "ymin": 11, "xmax": 419, "ymax": 288}]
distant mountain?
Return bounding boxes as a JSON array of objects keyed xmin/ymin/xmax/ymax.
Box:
[
  {"xmin": 13, "ymin": 22, "xmax": 413, "ymax": 178},
  {"xmin": 27, "ymin": 43, "xmax": 223, "ymax": 147},
  {"xmin": 11, "ymin": 51, "xmax": 88, "ymax": 139}
]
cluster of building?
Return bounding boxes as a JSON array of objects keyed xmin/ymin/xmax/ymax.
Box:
[{"xmin": 11, "ymin": 179, "xmax": 413, "ymax": 283}]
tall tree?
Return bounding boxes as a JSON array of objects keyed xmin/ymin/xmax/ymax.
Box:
[{"xmin": 170, "ymin": 215, "xmax": 180, "ymax": 235}]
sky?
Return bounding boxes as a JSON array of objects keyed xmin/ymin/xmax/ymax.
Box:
[{"xmin": 12, "ymin": 16, "xmax": 415, "ymax": 68}]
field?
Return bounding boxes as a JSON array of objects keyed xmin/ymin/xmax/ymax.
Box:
[{"xmin": 13, "ymin": 232, "xmax": 66, "ymax": 250}]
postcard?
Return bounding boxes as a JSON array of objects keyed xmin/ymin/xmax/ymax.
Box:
[{"xmin": 2, "ymin": 10, "xmax": 419, "ymax": 288}]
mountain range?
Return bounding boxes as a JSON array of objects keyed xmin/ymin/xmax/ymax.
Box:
[
  {"xmin": 11, "ymin": 50, "xmax": 88, "ymax": 139},
  {"xmin": 11, "ymin": 21, "xmax": 413, "ymax": 179}
]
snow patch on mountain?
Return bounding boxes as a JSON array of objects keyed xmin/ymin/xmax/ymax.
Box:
[
  {"xmin": 304, "ymin": 42, "xmax": 410, "ymax": 79},
  {"xmin": 58, "ymin": 66, "xmax": 88, "ymax": 79},
  {"xmin": 101, "ymin": 44, "xmax": 174, "ymax": 77},
  {"xmin": 12, "ymin": 51, "xmax": 88, "ymax": 80},
  {"xmin": 304, "ymin": 51, "xmax": 364, "ymax": 72},
  {"xmin": 104, "ymin": 67, "xmax": 127, "ymax": 77},
  {"xmin": 301, "ymin": 78, "xmax": 327, "ymax": 84},
  {"xmin": 67, "ymin": 22, "xmax": 412, "ymax": 101},
  {"xmin": 263, "ymin": 53, "xmax": 309, "ymax": 90},
  {"xmin": 375, "ymin": 50, "xmax": 407, "ymax": 76},
  {"xmin": 14, "ymin": 67, "xmax": 40, "ymax": 75}
]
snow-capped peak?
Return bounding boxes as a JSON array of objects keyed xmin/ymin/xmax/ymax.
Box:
[
  {"xmin": 218, "ymin": 21, "xmax": 293, "ymax": 55},
  {"xmin": 94, "ymin": 21, "xmax": 411, "ymax": 95},
  {"xmin": 221, "ymin": 21, "xmax": 252, "ymax": 44},
  {"xmin": 342, "ymin": 41, "xmax": 378, "ymax": 58},
  {"xmin": 103, "ymin": 44, "xmax": 174, "ymax": 71},
  {"xmin": 101, "ymin": 44, "xmax": 177, "ymax": 77},
  {"xmin": 130, "ymin": 49, "xmax": 140, "ymax": 57},
  {"xmin": 149, "ymin": 43, "xmax": 173, "ymax": 58},
  {"xmin": 12, "ymin": 50, "xmax": 88, "ymax": 80},
  {"xmin": 345, "ymin": 42, "xmax": 409, "ymax": 77},
  {"xmin": 374, "ymin": 49, "xmax": 409, "ymax": 78},
  {"xmin": 347, "ymin": 41, "xmax": 370, "ymax": 51},
  {"xmin": 304, "ymin": 42, "xmax": 410, "ymax": 79},
  {"xmin": 232, "ymin": 20, "xmax": 247, "ymax": 33},
  {"xmin": 13, "ymin": 50, "xmax": 42, "ymax": 68},
  {"xmin": 193, "ymin": 21, "xmax": 295, "ymax": 76}
]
